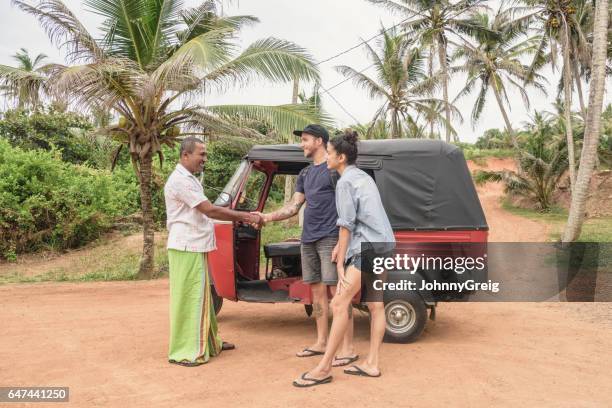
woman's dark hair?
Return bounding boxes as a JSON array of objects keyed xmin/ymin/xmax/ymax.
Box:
[{"xmin": 330, "ymin": 129, "xmax": 359, "ymax": 165}]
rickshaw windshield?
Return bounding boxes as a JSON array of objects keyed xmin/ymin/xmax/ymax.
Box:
[{"xmin": 213, "ymin": 160, "xmax": 249, "ymax": 207}]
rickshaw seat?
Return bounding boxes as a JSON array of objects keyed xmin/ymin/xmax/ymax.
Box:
[{"xmin": 264, "ymin": 241, "xmax": 301, "ymax": 258}]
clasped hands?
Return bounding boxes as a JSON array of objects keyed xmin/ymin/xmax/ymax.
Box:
[{"xmin": 245, "ymin": 211, "xmax": 266, "ymax": 229}]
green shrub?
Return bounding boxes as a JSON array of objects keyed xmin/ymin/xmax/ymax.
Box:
[
  {"xmin": 0, "ymin": 140, "xmax": 138, "ymax": 258},
  {"xmin": 0, "ymin": 108, "xmax": 118, "ymax": 168}
]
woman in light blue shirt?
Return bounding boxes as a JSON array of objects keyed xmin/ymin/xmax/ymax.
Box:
[{"xmin": 293, "ymin": 130, "xmax": 395, "ymax": 387}]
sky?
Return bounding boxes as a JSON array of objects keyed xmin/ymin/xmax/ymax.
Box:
[{"xmin": 0, "ymin": 0, "xmax": 610, "ymax": 143}]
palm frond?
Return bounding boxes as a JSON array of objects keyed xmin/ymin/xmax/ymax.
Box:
[
  {"xmin": 0, "ymin": 64, "xmax": 49, "ymax": 107},
  {"xmin": 84, "ymin": 0, "xmax": 150, "ymax": 67},
  {"xmin": 334, "ymin": 65, "xmax": 389, "ymax": 100},
  {"xmin": 48, "ymin": 59, "xmax": 143, "ymax": 113},
  {"xmin": 204, "ymin": 37, "xmax": 320, "ymax": 88},
  {"xmin": 176, "ymin": 0, "xmax": 258, "ymax": 45},
  {"xmin": 206, "ymin": 104, "xmax": 332, "ymax": 141},
  {"xmin": 471, "ymin": 81, "xmax": 488, "ymax": 125},
  {"xmin": 12, "ymin": 0, "xmax": 104, "ymax": 62},
  {"xmin": 152, "ymin": 28, "xmax": 234, "ymax": 85}
]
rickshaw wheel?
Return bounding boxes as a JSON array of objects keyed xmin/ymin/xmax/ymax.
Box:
[
  {"xmin": 383, "ymin": 292, "xmax": 427, "ymax": 343},
  {"xmin": 211, "ymin": 285, "xmax": 223, "ymax": 316}
]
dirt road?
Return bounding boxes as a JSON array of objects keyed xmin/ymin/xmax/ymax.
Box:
[
  {"xmin": 1, "ymin": 158, "xmax": 610, "ymax": 407},
  {"xmin": 469, "ymin": 157, "xmax": 550, "ymax": 242},
  {"xmin": 1, "ymin": 282, "xmax": 610, "ymax": 407}
]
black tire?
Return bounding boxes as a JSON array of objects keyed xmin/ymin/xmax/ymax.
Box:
[
  {"xmin": 211, "ymin": 285, "xmax": 223, "ymax": 316},
  {"xmin": 383, "ymin": 291, "xmax": 427, "ymax": 343}
]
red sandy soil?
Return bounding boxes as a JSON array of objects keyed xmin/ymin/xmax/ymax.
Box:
[
  {"xmin": 468, "ymin": 157, "xmax": 551, "ymax": 242},
  {"xmin": 1, "ymin": 158, "xmax": 610, "ymax": 407}
]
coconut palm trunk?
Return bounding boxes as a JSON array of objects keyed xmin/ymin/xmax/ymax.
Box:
[
  {"xmin": 562, "ymin": 24, "xmax": 577, "ymax": 191},
  {"xmin": 572, "ymin": 59, "xmax": 587, "ymax": 120},
  {"xmin": 491, "ymin": 81, "xmax": 525, "ymax": 174},
  {"xmin": 429, "ymin": 44, "xmax": 435, "ymax": 139},
  {"xmin": 284, "ymin": 77, "xmax": 299, "ymax": 204},
  {"xmin": 137, "ymin": 150, "xmax": 155, "ymax": 279},
  {"xmin": 391, "ymin": 108, "xmax": 399, "ymax": 139},
  {"xmin": 438, "ymin": 39, "xmax": 452, "ymax": 143},
  {"xmin": 491, "ymin": 83, "xmax": 518, "ymax": 150},
  {"xmin": 561, "ymin": 0, "xmax": 609, "ymax": 243}
]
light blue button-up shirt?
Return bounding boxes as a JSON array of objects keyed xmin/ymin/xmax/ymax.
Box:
[{"xmin": 335, "ymin": 165, "xmax": 395, "ymax": 261}]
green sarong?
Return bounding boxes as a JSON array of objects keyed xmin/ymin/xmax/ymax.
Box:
[{"xmin": 168, "ymin": 249, "xmax": 222, "ymax": 364}]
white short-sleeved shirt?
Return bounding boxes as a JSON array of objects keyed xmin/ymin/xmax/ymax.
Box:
[{"xmin": 164, "ymin": 164, "xmax": 216, "ymax": 253}]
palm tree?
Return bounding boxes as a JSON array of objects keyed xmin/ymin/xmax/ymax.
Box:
[
  {"xmin": 420, "ymin": 99, "xmax": 462, "ymax": 139},
  {"xmin": 453, "ymin": 7, "xmax": 548, "ymax": 155},
  {"xmin": 298, "ymin": 84, "xmax": 322, "ymax": 109},
  {"xmin": 562, "ymin": 0, "xmax": 609, "ymax": 242},
  {"xmin": 524, "ymin": 0, "xmax": 593, "ymax": 192},
  {"xmin": 475, "ymin": 111, "xmax": 568, "ymax": 210},
  {"xmin": 368, "ymin": 0, "xmax": 489, "ymax": 142},
  {"xmin": 335, "ymin": 28, "xmax": 458, "ymax": 139},
  {"xmin": 353, "ymin": 120, "xmax": 391, "ymax": 140},
  {"xmin": 4, "ymin": 0, "xmax": 324, "ymax": 278},
  {"xmin": 0, "ymin": 48, "xmax": 50, "ymax": 109}
]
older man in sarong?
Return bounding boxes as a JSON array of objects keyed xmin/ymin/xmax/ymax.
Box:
[{"xmin": 164, "ymin": 137, "xmax": 262, "ymax": 366}]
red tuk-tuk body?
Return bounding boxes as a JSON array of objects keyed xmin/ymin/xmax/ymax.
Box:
[{"xmin": 207, "ymin": 139, "xmax": 488, "ymax": 343}]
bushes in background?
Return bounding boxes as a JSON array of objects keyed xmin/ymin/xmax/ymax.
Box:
[
  {"xmin": 0, "ymin": 140, "xmax": 138, "ymax": 258},
  {"xmin": 0, "ymin": 108, "xmax": 110, "ymax": 166},
  {"xmin": 0, "ymin": 107, "xmax": 288, "ymax": 259}
]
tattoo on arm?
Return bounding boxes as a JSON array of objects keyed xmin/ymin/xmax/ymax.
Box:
[{"xmin": 268, "ymin": 194, "xmax": 304, "ymax": 221}]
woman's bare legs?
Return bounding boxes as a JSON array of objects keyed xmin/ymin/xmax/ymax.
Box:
[
  {"xmin": 293, "ymin": 266, "xmax": 361, "ymax": 384},
  {"xmin": 329, "ymin": 285, "xmax": 356, "ymax": 365},
  {"xmin": 345, "ymin": 301, "xmax": 385, "ymax": 376}
]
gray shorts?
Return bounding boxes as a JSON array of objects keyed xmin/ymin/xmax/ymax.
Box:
[{"xmin": 301, "ymin": 236, "xmax": 338, "ymax": 285}]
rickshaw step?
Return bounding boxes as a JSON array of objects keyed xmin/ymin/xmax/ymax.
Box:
[{"xmin": 236, "ymin": 280, "xmax": 292, "ymax": 303}]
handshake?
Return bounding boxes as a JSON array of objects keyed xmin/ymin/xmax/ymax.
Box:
[{"xmin": 243, "ymin": 211, "xmax": 267, "ymax": 229}]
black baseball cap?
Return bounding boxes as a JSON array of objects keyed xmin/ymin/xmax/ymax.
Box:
[{"xmin": 293, "ymin": 124, "xmax": 329, "ymax": 144}]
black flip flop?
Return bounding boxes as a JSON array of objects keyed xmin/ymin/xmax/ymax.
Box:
[
  {"xmin": 332, "ymin": 355, "xmax": 359, "ymax": 367},
  {"xmin": 296, "ymin": 348, "xmax": 325, "ymax": 357},
  {"xmin": 169, "ymin": 359, "xmax": 204, "ymax": 367},
  {"xmin": 344, "ymin": 365, "xmax": 381, "ymax": 378},
  {"xmin": 292, "ymin": 372, "xmax": 333, "ymax": 388},
  {"xmin": 221, "ymin": 341, "xmax": 235, "ymax": 351}
]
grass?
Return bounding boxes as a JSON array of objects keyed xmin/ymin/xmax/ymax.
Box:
[
  {"xmin": 501, "ymin": 198, "xmax": 612, "ymax": 242},
  {"xmin": 0, "ymin": 236, "xmax": 168, "ymax": 285},
  {"xmin": 501, "ymin": 198, "xmax": 612, "ymax": 269},
  {"xmin": 462, "ymin": 148, "xmax": 515, "ymax": 164}
]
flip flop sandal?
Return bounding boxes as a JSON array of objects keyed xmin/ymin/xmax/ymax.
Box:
[
  {"xmin": 296, "ymin": 348, "xmax": 325, "ymax": 357},
  {"xmin": 221, "ymin": 341, "xmax": 235, "ymax": 351},
  {"xmin": 332, "ymin": 355, "xmax": 359, "ymax": 367},
  {"xmin": 343, "ymin": 365, "xmax": 381, "ymax": 378},
  {"xmin": 292, "ymin": 372, "xmax": 333, "ymax": 388},
  {"xmin": 168, "ymin": 359, "xmax": 204, "ymax": 367}
]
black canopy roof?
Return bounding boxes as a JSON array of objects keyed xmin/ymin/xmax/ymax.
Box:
[{"xmin": 247, "ymin": 139, "xmax": 488, "ymax": 231}]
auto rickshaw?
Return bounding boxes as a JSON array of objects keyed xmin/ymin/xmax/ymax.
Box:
[{"xmin": 207, "ymin": 139, "xmax": 488, "ymax": 343}]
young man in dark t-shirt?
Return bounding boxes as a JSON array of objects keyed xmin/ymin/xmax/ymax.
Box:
[{"xmin": 255, "ymin": 124, "xmax": 356, "ymax": 366}]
